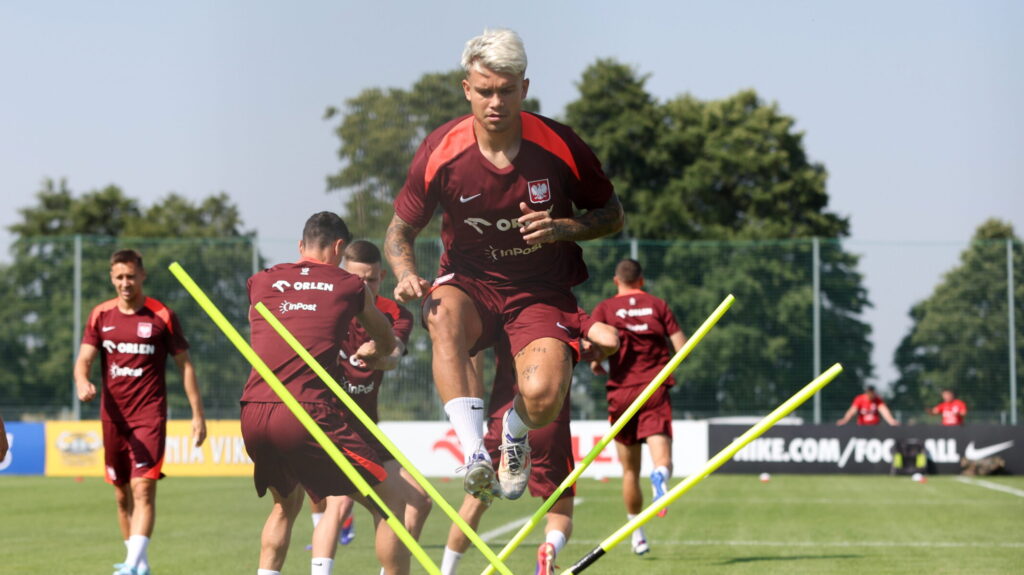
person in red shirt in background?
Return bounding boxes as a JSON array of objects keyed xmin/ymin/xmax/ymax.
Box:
[
  {"xmin": 837, "ymin": 385, "xmax": 899, "ymax": 426},
  {"xmin": 590, "ymin": 259, "xmax": 686, "ymax": 556},
  {"xmin": 931, "ymin": 388, "xmax": 967, "ymax": 426}
]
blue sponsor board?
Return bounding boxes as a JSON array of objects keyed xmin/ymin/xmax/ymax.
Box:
[{"xmin": 0, "ymin": 421, "xmax": 46, "ymax": 475}]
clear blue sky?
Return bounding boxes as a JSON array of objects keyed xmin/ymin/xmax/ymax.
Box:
[{"xmin": 1, "ymin": 1, "xmax": 1021, "ymax": 390}]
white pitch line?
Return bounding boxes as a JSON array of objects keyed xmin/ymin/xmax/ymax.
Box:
[
  {"xmin": 569, "ymin": 538, "xmax": 1024, "ymax": 549},
  {"xmin": 955, "ymin": 476, "xmax": 1024, "ymax": 498},
  {"xmin": 478, "ymin": 497, "xmax": 585, "ymax": 542}
]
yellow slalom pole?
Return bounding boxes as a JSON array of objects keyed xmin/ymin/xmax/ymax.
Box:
[
  {"xmin": 167, "ymin": 262, "xmax": 441, "ymax": 575},
  {"xmin": 253, "ymin": 302, "xmax": 514, "ymax": 575},
  {"xmin": 481, "ymin": 294, "xmax": 735, "ymax": 575},
  {"xmin": 561, "ymin": 363, "xmax": 845, "ymax": 574}
]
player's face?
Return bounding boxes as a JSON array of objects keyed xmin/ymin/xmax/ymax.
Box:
[
  {"xmin": 110, "ymin": 262, "xmax": 145, "ymax": 305},
  {"xmin": 463, "ymin": 64, "xmax": 529, "ymax": 135},
  {"xmin": 344, "ymin": 261, "xmax": 383, "ymax": 298}
]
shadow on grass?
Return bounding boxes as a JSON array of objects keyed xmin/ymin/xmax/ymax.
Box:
[{"xmin": 718, "ymin": 554, "xmax": 861, "ymax": 565}]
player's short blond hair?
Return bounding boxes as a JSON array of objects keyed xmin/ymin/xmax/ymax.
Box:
[{"xmin": 461, "ymin": 28, "xmax": 527, "ymax": 77}]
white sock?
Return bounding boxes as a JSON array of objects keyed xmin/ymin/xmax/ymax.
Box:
[
  {"xmin": 257, "ymin": 570, "xmax": 281, "ymax": 575},
  {"xmin": 311, "ymin": 557, "xmax": 334, "ymax": 575},
  {"xmin": 440, "ymin": 546, "xmax": 464, "ymax": 575},
  {"xmin": 444, "ymin": 397, "xmax": 487, "ymax": 464},
  {"xmin": 546, "ymin": 530, "xmax": 568, "ymax": 554},
  {"xmin": 503, "ymin": 405, "xmax": 530, "ymax": 439},
  {"xmin": 654, "ymin": 465, "xmax": 671, "ymax": 480},
  {"xmin": 125, "ymin": 535, "xmax": 149, "ymax": 568},
  {"xmin": 628, "ymin": 515, "xmax": 646, "ymax": 544},
  {"xmin": 311, "ymin": 512, "xmax": 324, "ymax": 527}
]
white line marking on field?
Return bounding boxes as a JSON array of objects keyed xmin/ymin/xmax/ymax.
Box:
[
  {"xmin": 478, "ymin": 498, "xmax": 585, "ymax": 542},
  {"xmin": 569, "ymin": 538, "xmax": 1024, "ymax": 549},
  {"xmin": 955, "ymin": 476, "xmax": 1024, "ymax": 498}
]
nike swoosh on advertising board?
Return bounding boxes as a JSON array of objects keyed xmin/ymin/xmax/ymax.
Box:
[{"xmin": 964, "ymin": 440, "xmax": 1015, "ymax": 461}]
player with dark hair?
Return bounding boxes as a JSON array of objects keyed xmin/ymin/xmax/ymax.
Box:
[
  {"xmin": 931, "ymin": 388, "xmax": 967, "ymax": 426},
  {"xmin": 74, "ymin": 249, "xmax": 207, "ymax": 575},
  {"xmin": 385, "ymin": 28, "xmax": 623, "ymax": 503},
  {"xmin": 241, "ymin": 212, "xmax": 408, "ymax": 575},
  {"xmin": 305, "ymin": 240, "xmax": 430, "ymax": 551},
  {"xmin": 837, "ymin": 385, "xmax": 899, "ymax": 426},
  {"xmin": 591, "ymin": 258, "xmax": 686, "ymax": 555}
]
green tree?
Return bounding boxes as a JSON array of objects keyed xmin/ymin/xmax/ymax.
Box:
[
  {"xmin": 0, "ymin": 179, "xmax": 256, "ymax": 419},
  {"xmin": 890, "ymin": 219, "xmax": 1023, "ymax": 421},
  {"xmin": 566, "ymin": 60, "xmax": 871, "ymax": 417}
]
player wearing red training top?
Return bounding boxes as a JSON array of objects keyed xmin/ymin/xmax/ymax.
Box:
[
  {"xmin": 385, "ymin": 28, "xmax": 624, "ymax": 502},
  {"xmin": 591, "ymin": 259, "xmax": 686, "ymax": 556},
  {"xmin": 440, "ymin": 311, "xmax": 619, "ymax": 575},
  {"xmin": 837, "ymin": 385, "xmax": 899, "ymax": 426},
  {"xmin": 306, "ymin": 240, "xmax": 430, "ymax": 551},
  {"xmin": 240, "ymin": 213, "xmax": 407, "ymax": 575},
  {"xmin": 74, "ymin": 249, "xmax": 207, "ymax": 575},
  {"xmin": 931, "ymin": 388, "xmax": 967, "ymax": 426}
]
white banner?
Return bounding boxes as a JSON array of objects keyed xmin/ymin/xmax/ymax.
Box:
[{"xmin": 378, "ymin": 420, "xmax": 708, "ymax": 478}]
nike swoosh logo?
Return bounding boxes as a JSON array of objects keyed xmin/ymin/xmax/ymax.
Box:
[
  {"xmin": 556, "ymin": 321, "xmax": 571, "ymax": 334},
  {"xmin": 102, "ymin": 326, "xmax": 116, "ymax": 332},
  {"xmin": 459, "ymin": 193, "xmax": 482, "ymax": 203},
  {"xmin": 134, "ymin": 462, "xmax": 149, "ymax": 469},
  {"xmin": 964, "ymin": 440, "xmax": 1015, "ymax": 460},
  {"xmin": 470, "ymin": 406, "xmax": 483, "ymax": 410}
]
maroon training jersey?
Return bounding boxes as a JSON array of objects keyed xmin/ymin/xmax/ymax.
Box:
[
  {"xmin": 592, "ymin": 290, "xmax": 681, "ymax": 389},
  {"xmin": 82, "ymin": 297, "xmax": 189, "ymax": 423},
  {"xmin": 242, "ymin": 260, "xmax": 366, "ymax": 404},
  {"xmin": 394, "ymin": 112, "xmax": 614, "ymax": 288},
  {"xmin": 339, "ymin": 295, "xmax": 414, "ymax": 422}
]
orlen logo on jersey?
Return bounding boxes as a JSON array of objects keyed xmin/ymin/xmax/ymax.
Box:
[
  {"xmin": 278, "ymin": 301, "xmax": 317, "ymax": 314},
  {"xmin": 109, "ymin": 363, "xmax": 145, "ymax": 378},
  {"xmin": 615, "ymin": 307, "xmax": 653, "ymax": 319},
  {"xmin": 464, "ymin": 208, "xmax": 552, "ymax": 235},
  {"xmin": 102, "ymin": 341, "xmax": 157, "ymax": 355}
]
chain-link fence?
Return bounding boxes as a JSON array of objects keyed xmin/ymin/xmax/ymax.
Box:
[{"xmin": 1, "ymin": 235, "xmax": 1019, "ymax": 425}]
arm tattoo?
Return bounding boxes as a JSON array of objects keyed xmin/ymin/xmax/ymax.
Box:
[
  {"xmin": 385, "ymin": 215, "xmax": 422, "ymax": 277},
  {"xmin": 560, "ymin": 195, "xmax": 625, "ymax": 242}
]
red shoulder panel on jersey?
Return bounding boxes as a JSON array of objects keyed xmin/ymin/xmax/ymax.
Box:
[
  {"xmin": 143, "ymin": 297, "xmax": 175, "ymax": 334},
  {"xmin": 424, "ymin": 116, "xmax": 476, "ymax": 191},
  {"xmin": 521, "ymin": 113, "xmax": 580, "ymax": 180},
  {"xmin": 375, "ymin": 295, "xmax": 402, "ymax": 323},
  {"xmin": 88, "ymin": 299, "xmax": 120, "ymax": 329}
]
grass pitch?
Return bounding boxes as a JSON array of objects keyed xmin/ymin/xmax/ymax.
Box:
[{"xmin": 1, "ymin": 474, "xmax": 1021, "ymax": 574}]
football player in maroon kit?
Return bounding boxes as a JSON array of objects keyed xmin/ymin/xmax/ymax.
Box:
[
  {"xmin": 385, "ymin": 28, "xmax": 624, "ymax": 503},
  {"xmin": 305, "ymin": 240, "xmax": 430, "ymax": 551},
  {"xmin": 440, "ymin": 311, "xmax": 618, "ymax": 575},
  {"xmin": 74, "ymin": 249, "xmax": 207, "ymax": 575},
  {"xmin": 240, "ymin": 213, "xmax": 406, "ymax": 575},
  {"xmin": 837, "ymin": 385, "xmax": 899, "ymax": 426},
  {"xmin": 591, "ymin": 259, "xmax": 686, "ymax": 556}
]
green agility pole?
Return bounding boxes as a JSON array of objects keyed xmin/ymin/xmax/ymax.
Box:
[
  {"xmin": 167, "ymin": 262, "xmax": 441, "ymax": 575},
  {"xmin": 253, "ymin": 302, "xmax": 514, "ymax": 575},
  {"xmin": 562, "ymin": 363, "xmax": 845, "ymax": 574},
  {"xmin": 481, "ymin": 294, "xmax": 735, "ymax": 575}
]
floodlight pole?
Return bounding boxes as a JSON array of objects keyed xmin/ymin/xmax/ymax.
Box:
[
  {"xmin": 812, "ymin": 237, "xmax": 822, "ymax": 424},
  {"xmin": 72, "ymin": 235, "xmax": 82, "ymax": 420},
  {"xmin": 1008, "ymin": 239, "xmax": 1017, "ymax": 426}
]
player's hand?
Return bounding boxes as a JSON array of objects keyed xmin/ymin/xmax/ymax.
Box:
[
  {"xmin": 579, "ymin": 338, "xmax": 601, "ymax": 363},
  {"xmin": 590, "ymin": 360, "xmax": 607, "ymax": 376},
  {"xmin": 351, "ymin": 340, "xmax": 380, "ymax": 369},
  {"xmin": 394, "ymin": 271, "xmax": 430, "ymax": 303},
  {"xmin": 76, "ymin": 380, "xmax": 97, "ymax": 403},
  {"xmin": 518, "ymin": 202, "xmax": 561, "ymax": 245},
  {"xmin": 192, "ymin": 417, "xmax": 207, "ymax": 447}
]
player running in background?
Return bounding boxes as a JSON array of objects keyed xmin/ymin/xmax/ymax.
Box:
[
  {"xmin": 241, "ymin": 212, "xmax": 408, "ymax": 575},
  {"xmin": 385, "ymin": 28, "xmax": 623, "ymax": 503},
  {"xmin": 440, "ymin": 312, "xmax": 618, "ymax": 575},
  {"xmin": 74, "ymin": 249, "xmax": 207, "ymax": 575},
  {"xmin": 837, "ymin": 385, "xmax": 899, "ymax": 426},
  {"xmin": 306, "ymin": 240, "xmax": 431, "ymax": 550},
  {"xmin": 931, "ymin": 388, "xmax": 967, "ymax": 426},
  {"xmin": 590, "ymin": 259, "xmax": 686, "ymax": 556}
]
